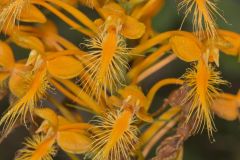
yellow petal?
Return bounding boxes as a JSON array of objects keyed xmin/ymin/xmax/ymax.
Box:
[
  {"xmin": 211, "ymin": 95, "xmax": 239, "ymax": 121},
  {"xmin": 8, "ymin": 64, "xmax": 31, "ymax": 97},
  {"xmin": 118, "ymin": 85, "xmax": 148, "ymax": 109},
  {"xmin": 0, "ymin": 41, "xmax": 15, "ymax": 70},
  {"xmin": 34, "ymin": 107, "xmax": 59, "ymax": 129},
  {"xmin": 170, "ymin": 35, "xmax": 202, "ymax": 62},
  {"xmin": 47, "ymin": 56, "xmax": 83, "ymax": 79},
  {"xmin": 100, "ymin": 2, "xmax": 125, "ymax": 18},
  {"xmin": 57, "ymin": 131, "xmax": 92, "ymax": 154},
  {"xmin": 121, "ymin": 16, "xmax": 145, "ymax": 39},
  {"xmin": 19, "ymin": 5, "xmax": 47, "ymax": 23},
  {"xmin": 10, "ymin": 31, "xmax": 45, "ymax": 52},
  {"xmin": 218, "ymin": 30, "xmax": 240, "ymax": 56}
]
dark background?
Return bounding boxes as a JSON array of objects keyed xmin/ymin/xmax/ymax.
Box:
[{"xmin": 0, "ymin": 0, "xmax": 239, "ymax": 159}]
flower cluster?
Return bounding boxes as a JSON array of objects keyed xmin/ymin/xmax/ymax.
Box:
[{"xmin": 0, "ymin": 0, "xmax": 239, "ymax": 159}]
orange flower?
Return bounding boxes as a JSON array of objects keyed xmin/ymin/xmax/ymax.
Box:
[
  {"xmin": 16, "ymin": 108, "xmax": 93, "ymax": 160},
  {"xmin": 178, "ymin": 0, "xmax": 226, "ymax": 39},
  {"xmin": 88, "ymin": 106, "xmax": 138, "ymax": 160},
  {"xmin": 182, "ymin": 58, "xmax": 227, "ymax": 138}
]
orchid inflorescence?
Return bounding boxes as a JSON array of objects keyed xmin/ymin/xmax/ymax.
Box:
[{"xmin": 0, "ymin": 0, "xmax": 239, "ymax": 159}]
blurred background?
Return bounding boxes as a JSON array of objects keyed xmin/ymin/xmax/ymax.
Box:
[{"xmin": 0, "ymin": 0, "xmax": 239, "ymax": 159}]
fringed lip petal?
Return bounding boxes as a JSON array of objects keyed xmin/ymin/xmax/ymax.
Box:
[
  {"xmin": 178, "ymin": 0, "xmax": 226, "ymax": 39},
  {"xmin": 181, "ymin": 59, "xmax": 228, "ymax": 138},
  {"xmin": 15, "ymin": 134, "xmax": 57, "ymax": 160},
  {"xmin": 88, "ymin": 109, "xmax": 138, "ymax": 160}
]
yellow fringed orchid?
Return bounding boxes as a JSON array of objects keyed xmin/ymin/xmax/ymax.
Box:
[
  {"xmin": 181, "ymin": 57, "xmax": 228, "ymax": 138},
  {"xmin": 15, "ymin": 134, "xmax": 57, "ymax": 160},
  {"xmin": 0, "ymin": 59, "xmax": 50, "ymax": 136},
  {"xmin": 16, "ymin": 107, "xmax": 93, "ymax": 160},
  {"xmin": 80, "ymin": 18, "xmax": 130, "ymax": 101},
  {"xmin": 0, "ymin": 0, "xmax": 31, "ymax": 32},
  {"xmin": 0, "ymin": 0, "xmax": 239, "ymax": 159},
  {"xmin": 178, "ymin": 0, "xmax": 226, "ymax": 39},
  {"xmin": 109, "ymin": 85, "xmax": 153, "ymax": 123},
  {"xmin": 98, "ymin": 2, "xmax": 146, "ymax": 39},
  {"xmin": 88, "ymin": 103, "xmax": 138, "ymax": 160}
]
